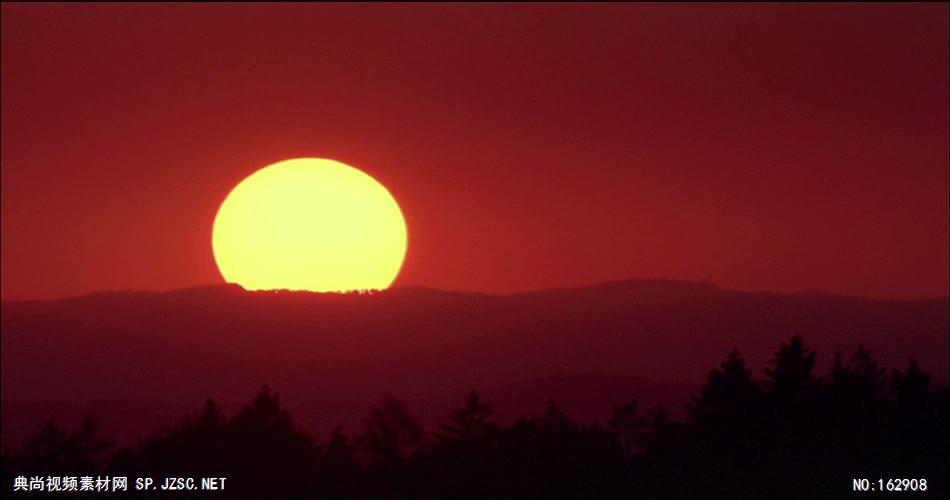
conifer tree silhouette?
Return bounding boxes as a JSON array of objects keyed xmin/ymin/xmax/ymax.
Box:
[
  {"xmin": 608, "ymin": 399, "xmax": 648, "ymax": 455},
  {"xmin": 890, "ymin": 357, "xmax": 931, "ymax": 406},
  {"xmin": 15, "ymin": 415, "xmax": 113, "ymax": 475},
  {"xmin": 829, "ymin": 345, "xmax": 887, "ymax": 405},
  {"xmin": 764, "ymin": 335, "xmax": 818, "ymax": 400},
  {"xmin": 689, "ymin": 348, "xmax": 761, "ymax": 422},
  {"xmin": 321, "ymin": 426, "xmax": 358, "ymax": 471},
  {"xmin": 357, "ymin": 393, "xmax": 423, "ymax": 467},
  {"xmin": 435, "ymin": 391, "xmax": 498, "ymax": 447}
]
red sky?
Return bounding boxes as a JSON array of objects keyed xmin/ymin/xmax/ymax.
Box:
[{"xmin": 2, "ymin": 3, "xmax": 947, "ymax": 301}]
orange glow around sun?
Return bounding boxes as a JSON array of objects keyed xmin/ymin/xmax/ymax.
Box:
[{"xmin": 212, "ymin": 158, "xmax": 408, "ymax": 292}]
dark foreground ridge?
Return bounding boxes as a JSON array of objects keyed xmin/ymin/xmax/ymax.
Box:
[{"xmin": 2, "ymin": 336, "xmax": 947, "ymax": 497}]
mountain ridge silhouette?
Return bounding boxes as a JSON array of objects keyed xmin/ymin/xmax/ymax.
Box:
[
  {"xmin": 4, "ymin": 277, "xmax": 946, "ymax": 305},
  {"xmin": 3, "ymin": 278, "xmax": 946, "ymax": 447}
]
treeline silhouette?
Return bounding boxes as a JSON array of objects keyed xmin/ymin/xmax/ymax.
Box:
[{"xmin": 3, "ymin": 336, "xmax": 946, "ymax": 497}]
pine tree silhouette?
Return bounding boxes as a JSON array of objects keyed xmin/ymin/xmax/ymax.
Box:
[
  {"xmin": 608, "ymin": 399, "xmax": 648, "ymax": 455},
  {"xmin": 829, "ymin": 345, "xmax": 887, "ymax": 405},
  {"xmin": 764, "ymin": 335, "xmax": 818, "ymax": 400},
  {"xmin": 356, "ymin": 393, "xmax": 423, "ymax": 468},
  {"xmin": 1, "ymin": 413, "xmax": 115, "ymax": 486},
  {"xmin": 689, "ymin": 348, "xmax": 761, "ymax": 422},
  {"xmin": 315, "ymin": 426, "xmax": 360, "ymax": 496},
  {"xmin": 321, "ymin": 426, "xmax": 357, "ymax": 471},
  {"xmin": 435, "ymin": 391, "xmax": 498, "ymax": 447}
]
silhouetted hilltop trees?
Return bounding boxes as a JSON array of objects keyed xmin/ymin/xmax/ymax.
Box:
[
  {"xmin": 434, "ymin": 391, "xmax": 498, "ymax": 448},
  {"xmin": 3, "ymin": 416, "xmax": 113, "ymax": 478},
  {"xmin": 356, "ymin": 393, "xmax": 423, "ymax": 469},
  {"xmin": 3, "ymin": 337, "xmax": 946, "ymax": 497}
]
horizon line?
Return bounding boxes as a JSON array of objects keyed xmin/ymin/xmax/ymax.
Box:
[{"xmin": 3, "ymin": 277, "xmax": 948, "ymax": 304}]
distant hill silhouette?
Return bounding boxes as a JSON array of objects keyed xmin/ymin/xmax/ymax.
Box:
[{"xmin": 3, "ymin": 280, "xmax": 947, "ymax": 446}]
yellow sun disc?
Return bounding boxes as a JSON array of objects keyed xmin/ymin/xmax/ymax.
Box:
[{"xmin": 212, "ymin": 158, "xmax": 408, "ymax": 292}]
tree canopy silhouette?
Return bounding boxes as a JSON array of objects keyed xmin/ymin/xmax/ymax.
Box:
[{"xmin": 2, "ymin": 337, "xmax": 946, "ymax": 497}]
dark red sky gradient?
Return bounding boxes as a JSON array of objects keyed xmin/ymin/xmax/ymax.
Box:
[{"xmin": 2, "ymin": 3, "xmax": 947, "ymax": 301}]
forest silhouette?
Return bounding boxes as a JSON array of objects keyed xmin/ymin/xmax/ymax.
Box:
[{"xmin": 2, "ymin": 336, "xmax": 946, "ymax": 497}]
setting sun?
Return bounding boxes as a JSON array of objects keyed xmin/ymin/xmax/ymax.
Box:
[{"xmin": 211, "ymin": 158, "xmax": 407, "ymax": 292}]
